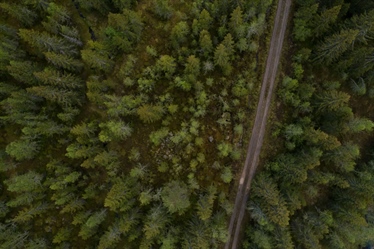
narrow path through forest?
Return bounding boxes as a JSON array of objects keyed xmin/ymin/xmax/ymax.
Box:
[{"xmin": 225, "ymin": 0, "xmax": 292, "ymax": 248}]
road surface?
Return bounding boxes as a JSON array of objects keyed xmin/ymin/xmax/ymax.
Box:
[{"xmin": 225, "ymin": 0, "xmax": 292, "ymax": 248}]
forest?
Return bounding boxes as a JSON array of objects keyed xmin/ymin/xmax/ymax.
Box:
[
  {"xmin": 242, "ymin": 0, "xmax": 374, "ymax": 248},
  {"xmin": 0, "ymin": 0, "xmax": 275, "ymax": 248},
  {"xmin": 1, "ymin": 0, "xmax": 374, "ymax": 248}
]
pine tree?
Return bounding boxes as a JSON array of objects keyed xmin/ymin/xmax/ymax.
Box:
[
  {"xmin": 184, "ymin": 55, "xmax": 200, "ymax": 76},
  {"xmin": 171, "ymin": 21, "xmax": 189, "ymax": 48},
  {"xmin": 79, "ymin": 211, "xmax": 105, "ymax": 239},
  {"xmin": 106, "ymin": 10, "xmax": 143, "ymax": 52},
  {"xmin": 143, "ymin": 205, "xmax": 169, "ymax": 240},
  {"xmin": 0, "ymin": 3, "xmax": 38, "ymax": 26},
  {"xmin": 198, "ymin": 9, "xmax": 213, "ymax": 31},
  {"xmin": 316, "ymin": 90, "xmax": 350, "ymax": 112},
  {"xmin": 149, "ymin": 127, "xmax": 169, "ymax": 146},
  {"xmin": 34, "ymin": 68, "xmax": 84, "ymax": 89},
  {"xmin": 350, "ymin": 77, "xmax": 366, "ymax": 95},
  {"xmin": 312, "ymin": 5, "xmax": 341, "ymax": 37},
  {"xmin": 161, "ymin": 180, "xmax": 190, "ymax": 214},
  {"xmin": 196, "ymin": 186, "xmax": 216, "ymax": 221},
  {"xmin": 5, "ymin": 138, "xmax": 40, "ymax": 161},
  {"xmin": 12, "ymin": 203, "xmax": 49, "ymax": 223},
  {"xmin": 222, "ymin": 33, "xmax": 235, "ymax": 57},
  {"xmin": 315, "ymin": 29, "xmax": 360, "ymax": 64},
  {"xmin": 104, "ymin": 178, "xmax": 137, "ymax": 212},
  {"xmin": 229, "ymin": 7, "xmax": 245, "ymax": 39},
  {"xmin": 324, "ymin": 142, "xmax": 360, "ymax": 172},
  {"xmin": 52, "ymin": 227, "xmax": 71, "ymax": 244},
  {"xmin": 19, "ymin": 29, "xmax": 77, "ymax": 55},
  {"xmin": 199, "ymin": 30, "xmax": 213, "ymax": 56},
  {"xmin": 7, "ymin": 60, "xmax": 40, "ymax": 86},
  {"xmin": 153, "ymin": 0, "xmax": 173, "ymax": 20},
  {"xmin": 98, "ymin": 223, "xmax": 121, "ymax": 249},
  {"xmin": 44, "ymin": 52, "xmax": 83, "ymax": 72},
  {"xmin": 214, "ymin": 44, "xmax": 231, "ymax": 74},
  {"xmin": 253, "ymin": 173, "xmax": 290, "ymax": 227},
  {"xmin": 156, "ymin": 55, "xmax": 176, "ymax": 78},
  {"xmin": 27, "ymin": 85, "xmax": 82, "ymax": 107},
  {"xmin": 137, "ymin": 104, "xmax": 165, "ymax": 123},
  {"xmin": 98, "ymin": 120, "xmax": 132, "ymax": 142},
  {"xmin": 346, "ymin": 117, "xmax": 374, "ymax": 133},
  {"xmin": 81, "ymin": 47, "xmax": 114, "ymax": 73}
]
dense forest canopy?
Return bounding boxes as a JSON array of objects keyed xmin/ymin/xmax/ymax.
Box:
[
  {"xmin": 1, "ymin": 0, "xmax": 374, "ymax": 248},
  {"xmin": 243, "ymin": 0, "xmax": 374, "ymax": 248},
  {"xmin": 0, "ymin": 0, "xmax": 276, "ymax": 248}
]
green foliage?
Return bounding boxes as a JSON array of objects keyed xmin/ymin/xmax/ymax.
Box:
[
  {"xmin": 152, "ymin": 0, "xmax": 173, "ymax": 20},
  {"xmin": 150, "ymin": 128, "xmax": 169, "ymax": 146},
  {"xmin": 34, "ymin": 68, "xmax": 83, "ymax": 89},
  {"xmin": 19, "ymin": 29, "xmax": 77, "ymax": 55},
  {"xmin": 316, "ymin": 90, "xmax": 350, "ymax": 112},
  {"xmin": 99, "ymin": 120, "xmax": 133, "ymax": 142},
  {"xmin": 198, "ymin": 9, "xmax": 213, "ymax": 31},
  {"xmin": 171, "ymin": 21, "xmax": 189, "ymax": 48},
  {"xmin": 161, "ymin": 180, "xmax": 190, "ymax": 214},
  {"xmin": 313, "ymin": 5, "xmax": 342, "ymax": 37},
  {"xmin": 156, "ymin": 55, "xmax": 176, "ymax": 78},
  {"xmin": 217, "ymin": 142, "xmax": 233, "ymax": 157},
  {"xmin": 6, "ymin": 138, "xmax": 40, "ymax": 161},
  {"xmin": 184, "ymin": 55, "xmax": 200, "ymax": 76},
  {"xmin": 350, "ymin": 78, "xmax": 366, "ymax": 95},
  {"xmin": 81, "ymin": 43, "xmax": 114, "ymax": 72},
  {"xmin": 214, "ymin": 44, "xmax": 231, "ymax": 75},
  {"xmin": 229, "ymin": 7, "xmax": 244, "ymax": 39},
  {"xmin": 5, "ymin": 171, "xmax": 43, "ymax": 193},
  {"xmin": 104, "ymin": 178, "xmax": 137, "ymax": 212},
  {"xmin": 0, "ymin": 0, "xmax": 296, "ymax": 247},
  {"xmin": 44, "ymin": 52, "xmax": 83, "ymax": 72},
  {"xmin": 315, "ymin": 29, "xmax": 360, "ymax": 64},
  {"xmin": 106, "ymin": 10, "xmax": 143, "ymax": 52},
  {"xmin": 137, "ymin": 104, "xmax": 165, "ymax": 123},
  {"xmin": 0, "ymin": 3, "xmax": 38, "ymax": 26},
  {"xmin": 220, "ymin": 167, "xmax": 233, "ymax": 183},
  {"xmin": 7, "ymin": 60, "xmax": 40, "ymax": 85},
  {"xmin": 199, "ymin": 30, "xmax": 213, "ymax": 56}
]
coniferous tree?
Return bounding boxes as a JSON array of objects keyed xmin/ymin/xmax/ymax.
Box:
[
  {"xmin": 229, "ymin": 6, "xmax": 245, "ymax": 39},
  {"xmin": 44, "ymin": 52, "xmax": 84, "ymax": 72},
  {"xmin": 315, "ymin": 29, "xmax": 360, "ymax": 64},
  {"xmin": 312, "ymin": 5, "xmax": 341, "ymax": 37},
  {"xmin": 137, "ymin": 104, "xmax": 165, "ymax": 123},
  {"xmin": 34, "ymin": 68, "xmax": 84, "ymax": 89},
  {"xmin": 19, "ymin": 29, "xmax": 77, "ymax": 55},
  {"xmin": 5, "ymin": 137, "xmax": 40, "ymax": 161},
  {"xmin": 106, "ymin": 10, "xmax": 143, "ymax": 52},
  {"xmin": 214, "ymin": 44, "xmax": 231, "ymax": 74},
  {"xmin": 0, "ymin": 3, "xmax": 38, "ymax": 26},
  {"xmin": 81, "ymin": 46, "xmax": 114, "ymax": 73},
  {"xmin": 7, "ymin": 61, "xmax": 40, "ymax": 85},
  {"xmin": 171, "ymin": 21, "xmax": 189, "ymax": 48},
  {"xmin": 153, "ymin": 0, "xmax": 173, "ymax": 20},
  {"xmin": 198, "ymin": 9, "xmax": 213, "ymax": 32},
  {"xmin": 161, "ymin": 181, "xmax": 190, "ymax": 214},
  {"xmin": 156, "ymin": 55, "xmax": 176, "ymax": 78},
  {"xmin": 199, "ymin": 30, "xmax": 213, "ymax": 56}
]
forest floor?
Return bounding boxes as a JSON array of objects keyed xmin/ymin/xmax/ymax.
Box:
[{"xmin": 225, "ymin": 0, "xmax": 292, "ymax": 248}]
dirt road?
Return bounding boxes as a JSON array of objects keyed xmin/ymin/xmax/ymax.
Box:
[{"xmin": 224, "ymin": 0, "xmax": 292, "ymax": 248}]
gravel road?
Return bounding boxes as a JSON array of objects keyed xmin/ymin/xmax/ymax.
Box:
[{"xmin": 224, "ymin": 0, "xmax": 292, "ymax": 248}]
